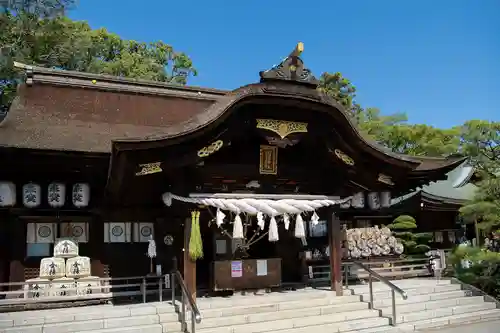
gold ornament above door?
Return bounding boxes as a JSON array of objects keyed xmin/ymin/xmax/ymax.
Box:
[{"xmin": 256, "ymin": 119, "xmax": 308, "ymax": 139}]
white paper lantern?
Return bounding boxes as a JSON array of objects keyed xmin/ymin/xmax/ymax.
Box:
[
  {"xmin": 22, "ymin": 183, "xmax": 41, "ymax": 208},
  {"xmin": 0, "ymin": 182, "xmax": 16, "ymax": 207},
  {"xmin": 72, "ymin": 183, "xmax": 90, "ymax": 208},
  {"xmin": 380, "ymin": 191, "xmax": 391, "ymax": 208},
  {"xmin": 351, "ymin": 192, "xmax": 365, "ymax": 209},
  {"xmin": 367, "ymin": 192, "xmax": 380, "ymax": 210},
  {"xmin": 48, "ymin": 182, "xmax": 66, "ymax": 208}
]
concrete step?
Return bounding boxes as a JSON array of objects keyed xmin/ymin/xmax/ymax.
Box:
[
  {"xmin": 374, "ymin": 290, "xmax": 470, "ymax": 308},
  {"xmin": 194, "ymin": 289, "xmax": 341, "ymax": 310},
  {"xmin": 349, "ymin": 278, "xmax": 450, "ymax": 289},
  {"xmin": 73, "ymin": 324, "xmax": 164, "ymax": 333},
  {"xmin": 399, "ymin": 308, "xmax": 500, "ymax": 331},
  {"xmin": 163, "ymin": 303, "xmax": 374, "ymax": 331},
  {"xmin": 173, "ymin": 297, "xmax": 368, "ymax": 323},
  {"xmin": 0, "ymin": 303, "xmax": 179, "ymax": 328},
  {"xmin": 1, "ymin": 313, "xmax": 165, "ymax": 333},
  {"xmin": 0, "ymin": 290, "xmax": 368, "ymax": 333},
  {"xmin": 348, "ymin": 279, "xmax": 452, "ymax": 294},
  {"xmin": 395, "ymin": 302, "xmax": 497, "ymax": 323},
  {"xmin": 379, "ymin": 296, "xmax": 484, "ymax": 315},
  {"xmin": 352, "ymin": 308, "xmax": 500, "ymax": 333},
  {"xmin": 189, "ymin": 316, "xmax": 390, "ymax": 333},
  {"xmin": 352, "ymin": 283, "xmax": 462, "ymax": 300}
]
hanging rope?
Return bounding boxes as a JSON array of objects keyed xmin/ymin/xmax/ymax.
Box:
[{"xmin": 163, "ymin": 192, "xmax": 351, "ymax": 215}]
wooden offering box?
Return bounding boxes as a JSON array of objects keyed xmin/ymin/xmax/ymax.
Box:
[{"xmin": 212, "ymin": 258, "xmax": 281, "ymax": 291}]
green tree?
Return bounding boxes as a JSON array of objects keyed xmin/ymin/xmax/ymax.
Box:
[
  {"xmin": 318, "ymin": 72, "xmax": 365, "ymax": 124},
  {"xmin": 318, "ymin": 73, "xmax": 460, "ymax": 157},
  {"xmin": 449, "ymin": 246, "xmax": 500, "ymax": 297},
  {"xmin": 1, "ymin": 0, "xmax": 76, "ymax": 17},
  {"xmin": 458, "ymin": 120, "xmax": 500, "ymax": 232},
  {"xmin": 376, "ymin": 123, "xmax": 460, "ymax": 156},
  {"xmin": 0, "ymin": 9, "xmax": 197, "ymax": 113},
  {"xmin": 387, "ymin": 215, "xmax": 432, "ymax": 256},
  {"xmin": 456, "ymin": 120, "xmax": 500, "ymax": 175},
  {"xmin": 460, "ymin": 177, "xmax": 500, "ymax": 232}
]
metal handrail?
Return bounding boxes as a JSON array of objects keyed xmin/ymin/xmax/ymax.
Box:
[
  {"xmin": 171, "ymin": 270, "xmax": 202, "ymax": 333},
  {"xmin": 351, "ymin": 261, "xmax": 408, "ymax": 326}
]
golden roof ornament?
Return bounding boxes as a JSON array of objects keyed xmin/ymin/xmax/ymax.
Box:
[{"xmin": 259, "ymin": 42, "xmax": 319, "ymax": 87}]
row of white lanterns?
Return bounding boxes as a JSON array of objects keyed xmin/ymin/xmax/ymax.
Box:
[
  {"xmin": 0, "ymin": 182, "xmax": 90, "ymax": 208},
  {"xmin": 340, "ymin": 191, "xmax": 392, "ymax": 209}
]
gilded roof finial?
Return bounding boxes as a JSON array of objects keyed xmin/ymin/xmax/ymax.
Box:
[{"xmin": 259, "ymin": 42, "xmax": 318, "ymax": 87}]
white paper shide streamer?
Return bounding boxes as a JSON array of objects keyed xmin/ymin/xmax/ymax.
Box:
[
  {"xmin": 294, "ymin": 214, "xmax": 306, "ymax": 238},
  {"xmin": 232, "ymin": 214, "xmax": 244, "ymax": 239},
  {"xmin": 147, "ymin": 235, "xmax": 157, "ymax": 259},
  {"xmin": 216, "ymin": 209, "xmax": 226, "ymax": 227},
  {"xmin": 268, "ymin": 217, "xmax": 279, "ymax": 242}
]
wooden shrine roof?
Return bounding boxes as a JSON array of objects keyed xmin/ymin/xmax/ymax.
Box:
[
  {"xmin": 391, "ymin": 161, "xmax": 477, "ymax": 208},
  {"xmin": 0, "ymin": 64, "xmax": 221, "ymax": 152},
  {"xmin": 0, "ymin": 61, "xmax": 464, "ymax": 174}
]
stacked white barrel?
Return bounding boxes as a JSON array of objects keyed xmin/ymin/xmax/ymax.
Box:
[
  {"xmin": 24, "ymin": 238, "xmax": 101, "ymax": 298},
  {"xmin": 345, "ymin": 225, "xmax": 404, "ymax": 259}
]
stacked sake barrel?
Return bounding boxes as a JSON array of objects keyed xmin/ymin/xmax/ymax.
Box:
[
  {"xmin": 24, "ymin": 239, "xmax": 101, "ymax": 299},
  {"xmin": 345, "ymin": 225, "xmax": 404, "ymax": 259}
]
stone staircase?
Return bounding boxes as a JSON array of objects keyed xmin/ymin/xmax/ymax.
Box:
[
  {"xmin": 0, "ymin": 278, "xmax": 498, "ymax": 333},
  {"xmin": 348, "ymin": 278, "xmax": 500, "ymax": 332}
]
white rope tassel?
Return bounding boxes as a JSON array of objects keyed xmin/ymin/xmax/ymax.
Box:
[
  {"xmin": 294, "ymin": 214, "xmax": 306, "ymax": 238},
  {"xmin": 268, "ymin": 216, "xmax": 279, "ymax": 242},
  {"xmin": 311, "ymin": 211, "xmax": 320, "ymax": 225},
  {"xmin": 257, "ymin": 212, "xmax": 265, "ymax": 230},
  {"xmin": 216, "ymin": 208, "xmax": 226, "ymax": 227},
  {"xmin": 283, "ymin": 213, "xmax": 290, "ymax": 230},
  {"xmin": 233, "ymin": 214, "xmax": 244, "ymax": 239}
]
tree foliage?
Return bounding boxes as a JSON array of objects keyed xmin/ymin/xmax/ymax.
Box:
[
  {"xmin": 456, "ymin": 120, "xmax": 500, "ymax": 175},
  {"xmin": 1, "ymin": 0, "xmax": 77, "ymax": 17},
  {"xmin": 456, "ymin": 121, "xmax": 500, "ymax": 231},
  {"xmin": 449, "ymin": 246, "xmax": 500, "ymax": 298},
  {"xmin": 460, "ymin": 176, "xmax": 500, "ymax": 231},
  {"xmin": 318, "ymin": 73, "xmax": 461, "ymax": 157},
  {"xmin": 318, "ymin": 72, "xmax": 364, "ymax": 124},
  {"xmin": 387, "ymin": 215, "xmax": 432, "ymax": 256},
  {"xmin": 0, "ymin": 4, "xmax": 197, "ymax": 112}
]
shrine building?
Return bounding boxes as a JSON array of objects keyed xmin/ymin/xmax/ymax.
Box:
[{"xmin": 0, "ymin": 43, "xmax": 465, "ymax": 297}]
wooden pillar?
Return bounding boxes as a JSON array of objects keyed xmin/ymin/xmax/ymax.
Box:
[
  {"xmin": 0, "ymin": 212, "xmax": 9, "ymax": 290},
  {"xmin": 90, "ymin": 216, "xmax": 105, "ymax": 278},
  {"xmin": 9, "ymin": 217, "xmax": 25, "ymax": 288},
  {"xmin": 183, "ymin": 216, "xmax": 196, "ymax": 301},
  {"xmin": 328, "ymin": 211, "xmax": 343, "ymax": 296}
]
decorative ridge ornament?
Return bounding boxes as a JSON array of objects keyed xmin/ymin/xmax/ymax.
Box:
[{"xmin": 259, "ymin": 42, "xmax": 319, "ymax": 87}]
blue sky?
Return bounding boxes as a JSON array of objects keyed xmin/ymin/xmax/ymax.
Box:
[{"xmin": 70, "ymin": 0, "xmax": 499, "ymax": 128}]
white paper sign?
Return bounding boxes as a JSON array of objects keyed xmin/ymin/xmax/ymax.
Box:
[
  {"xmin": 256, "ymin": 259, "xmax": 267, "ymax": 276},
  {"xmin": 156, "ymin": 264, "xmax": 162, "ymax": 276},
  {"xmin": 231, "ymin": 261, "xmax": 242, "ymax": 278}
]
